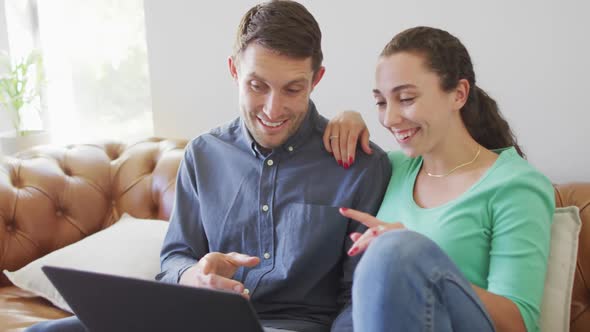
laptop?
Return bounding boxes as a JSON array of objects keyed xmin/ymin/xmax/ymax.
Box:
[{"xmin": 42, "ymin": 266, "xmax": 265, "ymax": 332}]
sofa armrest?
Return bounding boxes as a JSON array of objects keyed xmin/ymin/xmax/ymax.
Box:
[{"xmin": 554, "ymin": 183, "xmax": 590, "ymax": 332}]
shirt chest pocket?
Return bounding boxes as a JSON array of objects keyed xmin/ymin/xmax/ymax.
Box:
[{"xmin": 275, "ymin": 203, "xmax": 349, "ymax": 260}]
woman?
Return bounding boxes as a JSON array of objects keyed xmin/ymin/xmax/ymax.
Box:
[{"xmin": 324, "ymin": 27, "xmax": 554, "ymax": 332}]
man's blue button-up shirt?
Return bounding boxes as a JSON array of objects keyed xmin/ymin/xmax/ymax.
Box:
[{"xmin": 157, "ymin": 102, "xmax": 391, "ymax": 331}]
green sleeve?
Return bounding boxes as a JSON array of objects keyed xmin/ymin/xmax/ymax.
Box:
[
  {"xmin": 387, "ymin": 150, "xmax": 407, "ymax": 167},
  {"xmin": 487, "ymin": 170, "xmax": 555, "ymax": 332}
]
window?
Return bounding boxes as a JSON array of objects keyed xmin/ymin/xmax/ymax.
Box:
[{"xmin": 4, "ymin": 0, "xmax": 153, "ymax": 144}]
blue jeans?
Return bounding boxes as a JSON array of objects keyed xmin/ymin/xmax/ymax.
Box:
[
  {"xmin": 352, "ymin": 230, "xmax": 496, "ymax": 332},
  {"xmin": 25, "ymin": 317, "xmax": 300, "ymax": 332},
  {"xmin": 25, "ymin": 316, "xmax": 87, "ymax": 332}
]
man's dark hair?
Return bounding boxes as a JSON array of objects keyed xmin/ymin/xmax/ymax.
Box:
[{"xmin": 233, "ymin": 0, "xmax": 323, "ymax": 75}]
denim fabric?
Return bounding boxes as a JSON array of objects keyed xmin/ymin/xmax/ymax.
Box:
[
  {"xmin": 353, "ymin": 230, "xmax": 496, "ymax": 332},
  {"xmin": 26, "ymin": 316, "xmax": 298, "ymax": 332},
  {"xmin": 25, "ymin": 316, "xmax": 87, "ymax": 332}
]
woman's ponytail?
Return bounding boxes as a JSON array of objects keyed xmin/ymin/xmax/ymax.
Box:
[{"xmin": 462, "ymin": 86, "xmax": 524, "ymax": 157}]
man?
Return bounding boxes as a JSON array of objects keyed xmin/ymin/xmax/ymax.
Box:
[
  {"xmin": 156, "ymin": 1, "xmax": 390, "ymax": 331},
  {"xmin": 27, "ymin": 1, "xmax": 390, "ymax": 331}
]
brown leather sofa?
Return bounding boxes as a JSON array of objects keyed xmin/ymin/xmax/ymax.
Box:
[{"xmin": 0, "ymin": 137, "xmax": 589, "ymax": 331}]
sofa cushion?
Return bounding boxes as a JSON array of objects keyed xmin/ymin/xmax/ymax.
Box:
[
  {"xmin": 0, "ymin": 286, "xmax": 70, "ymax": 331},
  {"xmin": 3, "ymin": 214, "xmax": 169, "ymax": 313},
  {"xmin": 540, "ymin": 206, "xmax": 582, "ymax": 332}
]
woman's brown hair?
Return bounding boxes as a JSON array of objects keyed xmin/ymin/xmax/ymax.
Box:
[{"xmin": 381, "ymin": 27, "xmax": 524, "ymax": 157}]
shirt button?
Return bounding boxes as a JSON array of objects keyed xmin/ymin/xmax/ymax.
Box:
[
  {"xmin": 263, "ymin": 252, "xmax": 271, "ymax": 259},
  {"xmin": 243, "ymin": 288, "xmax": 250, "ymax": 295},
  {"xmin": 266, "ymin": 159, "xmax": 274, "ymax": 166},
  {"xmin": 288, "ymin": 146, "xmax": 294, "ymax": 152},
  {"xmin": 262, "ymin": 205, "xmax": 269, "ymax": 212}
]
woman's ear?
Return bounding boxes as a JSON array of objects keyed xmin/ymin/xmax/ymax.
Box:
[{"xmin": 453, "ymin": 78, "xmax": 470, "ymax": 110}]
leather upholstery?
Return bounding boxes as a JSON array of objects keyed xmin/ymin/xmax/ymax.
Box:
[
  {"xmin": 0, "ymin": 138, "xmax": 588, "ymax": 331},
  {"xmin": 0, "ymin": 138, "xmax": 187, "ymax": 331},
  {"xmin": 0, "ymin": 286, "xmax": 70, "ymax": 331},
  {"xmin": 0, "ymin": 138, "xmax": 187, "ymax": 287}
]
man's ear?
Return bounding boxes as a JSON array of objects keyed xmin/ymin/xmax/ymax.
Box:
[
  {"xmin": 228, "ymin": 56, "xmax": 239, "ymax": 81},
  {"xmin": 452, "ymin": 78, "xmax": 470, "ymax": 111},
  {"xmin": 311, "ymin": 66, "xmax": 326, "ymax": 90}
]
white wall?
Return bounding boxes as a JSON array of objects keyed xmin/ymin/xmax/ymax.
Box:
[
  {"xmin": 0, "ymin": 0, "xmax": 11, "ymax": 134},
  {"xmin": 144, "ymin": 0, "xmax": 590, "ymax": 183}
]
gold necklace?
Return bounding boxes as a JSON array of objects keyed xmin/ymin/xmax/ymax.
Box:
[{"xmin": 426, "ymin": 146, "xmax": 481, "ymax": 178}]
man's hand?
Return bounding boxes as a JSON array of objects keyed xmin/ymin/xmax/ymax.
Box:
[{"xmin": 179, "ymin": 252, "xmax": 260, "ymax": 298}]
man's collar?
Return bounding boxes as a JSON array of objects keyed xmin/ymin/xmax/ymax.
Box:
[
  {"xmin": 239, "ymin": 116, "xmax": 260, "ymax": 157},
  {"xmin": 240, "ymin": 100, "xmax": 318, "ymax": 158},
  {"xmin": 282, "ymin": 100, "xmax": 317, "ymax": 153}
]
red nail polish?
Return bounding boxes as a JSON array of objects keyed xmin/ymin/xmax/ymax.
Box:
[
  {"xmin": 340, "ymin": 207, "xmax": 348, "ymax": 212},
  {"xmin": 337, "ymin": 160, "xmax": 342, "ymax": 166},
  {"xmin": 348, "ymin": 247, "xmax": 358, "ymax": 256},
  {"xmin": 372, "ymin": 229, "xmax": 379, "ymax": 236},
  {"xmin": 349, "ymin": 156, "xmax": 353, "ymax": 165},
  {"xmin": 343, "ymin": 163, "xmax": 349, "ymax": 169}
]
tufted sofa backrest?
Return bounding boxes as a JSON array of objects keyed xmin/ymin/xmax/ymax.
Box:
[
  {"xmin": 0, "ymin": 138, "xmax": 188, "ymax": 286},
  {"xmin": 1, "ymin": 138, "xmax": 590, "ymax": 331}
]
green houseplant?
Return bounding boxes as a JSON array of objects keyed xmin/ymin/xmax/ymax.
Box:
[{"xmin": 0, "ymin": 50, "xmax": 49, "ymax": 154}]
